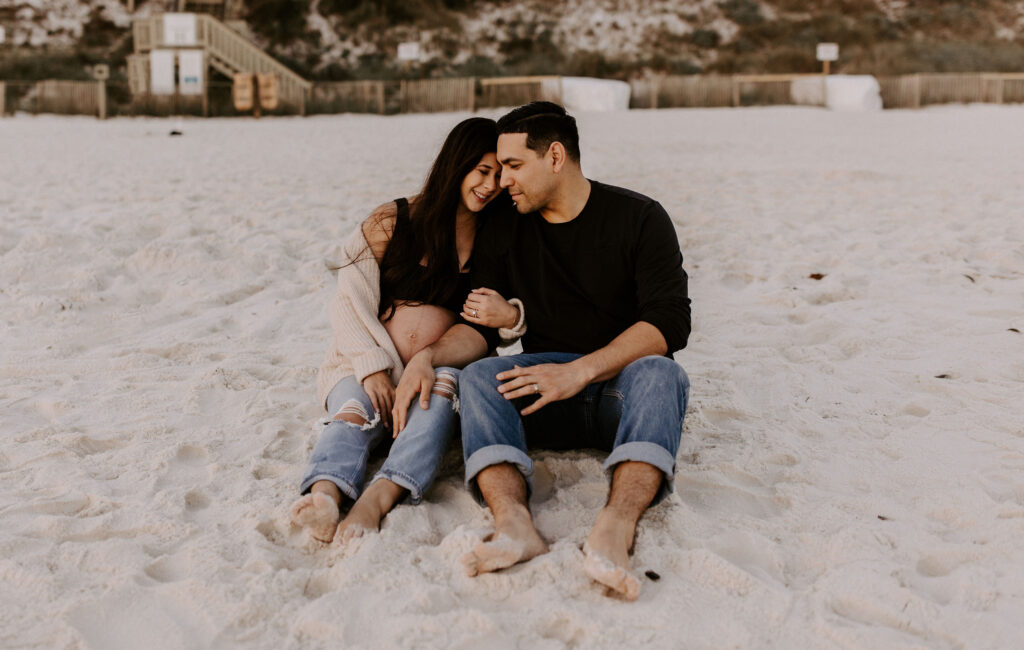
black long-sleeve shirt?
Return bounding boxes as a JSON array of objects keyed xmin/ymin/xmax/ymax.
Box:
[{"xmin": 466, "ymin": 180, "xmax": 691, "ymax": 355}]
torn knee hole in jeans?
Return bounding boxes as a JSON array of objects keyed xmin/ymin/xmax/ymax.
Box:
[
  {"xmin": 431, "ymin": 372, "xmax": 459, "ymax": 412},
  {"xmin": 332, "ymin": 400, "xmax": 380, "ymax": 430}
]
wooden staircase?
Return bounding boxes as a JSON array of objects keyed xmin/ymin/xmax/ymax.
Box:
[{"xmin": 129, "ymin": 13, "xmax": 311, "ymax": 111}]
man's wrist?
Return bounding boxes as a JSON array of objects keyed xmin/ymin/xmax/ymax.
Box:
[{"xmin": 568, "ymin": 356, "xmax": 598, "ymax": 386}]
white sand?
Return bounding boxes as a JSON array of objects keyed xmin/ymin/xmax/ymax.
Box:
[{"xmin": 1, "ymin": 106, "xmax": 1023, "ymax": 649}]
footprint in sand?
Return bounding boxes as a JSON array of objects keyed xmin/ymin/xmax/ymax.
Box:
[
  {"xmin": 674, "ymin": 464, "xmax": 789, "ymax": 518},
  {"xmin": 153, "ymin": 444, "xmax": 212, "ymax": 491}
]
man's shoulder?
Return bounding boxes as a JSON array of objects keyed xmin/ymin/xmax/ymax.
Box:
[{"xmin": 590, "ymin": 181, "xmax": 664, "ymax": 215}]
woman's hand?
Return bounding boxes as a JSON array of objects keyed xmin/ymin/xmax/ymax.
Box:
[
  {"xmin": 361, "ymin": 370, "xmax": 395, "ymax": 429},
  {"xmin": 462, "ymin": 288, "xmax": 519, "ymax": 329},
  {"xmin": 391, "ymin": 351, "xmax": 435, "ymax": 437}
]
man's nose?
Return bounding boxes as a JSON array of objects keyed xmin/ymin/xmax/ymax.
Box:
[{"xmin": 499, "ymin": 174, "xmax": 513, "ymax": 189}]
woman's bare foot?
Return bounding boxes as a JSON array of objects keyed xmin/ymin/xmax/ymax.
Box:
[
  {"xmin": 461, "ymin": 504, "xmax": 548, "ymax": 576},
  {"xmin": 290, "ymin": 490, "xmax": 341, "ymax": 543},
  {"xmin": 583, "ymin": 507, "xmax": 641, "ymax": 600},
  {"xmin": 335, "ymin": 479, "xmax": 405, "ymax": 544}
]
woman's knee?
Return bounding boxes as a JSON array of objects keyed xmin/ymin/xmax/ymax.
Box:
[{"xmin": 431, "ymin": 367, "xmax": 460, "ymax": 402}]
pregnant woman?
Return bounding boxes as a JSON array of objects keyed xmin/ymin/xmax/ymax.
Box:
[{"xmin": 291, "ymin": 117, "xmax": 526, "ymax": 544}]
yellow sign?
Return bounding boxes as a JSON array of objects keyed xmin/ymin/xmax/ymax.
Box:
[
  {"xmin": 257, "ymin": 74, "xmax": 278, "ymax": 110},
  {"xmin": 233, "ymin": 74, "xmax": 254, "ymax": 111}
]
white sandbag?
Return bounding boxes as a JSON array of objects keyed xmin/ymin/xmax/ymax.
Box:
[
  {"xmin": 824, "ymin": 75, "xmax": 882, "ymax": 112},
  {"xmin": 790, "ymin": 76, "xmax": 827, "ymax": 106},
  {"xmin": 542, "ymin": 77, "xmax": 631, "ymax": 112}
]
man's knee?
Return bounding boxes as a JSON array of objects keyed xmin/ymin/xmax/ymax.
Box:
[
  {"xmin": 461, "ymin": 357, "xmax": 512, "ymax": 393},
  {"xmin": 621, "ymin": 355, "xmax": 689, "ymax": 392}
]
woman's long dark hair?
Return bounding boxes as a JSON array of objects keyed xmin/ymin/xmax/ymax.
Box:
[{"xmin": 377, "ymin": 117, "xmax": 507, "ymax": 321}]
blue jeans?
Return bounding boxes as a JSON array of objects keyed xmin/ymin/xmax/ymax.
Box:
[
  {"xmin": 460, "ymin": 353, "xmax": 689, "ymax": 506},
  {"xmin": 300, "ymin": 369, "xmax": 459, "ymax": 504}
]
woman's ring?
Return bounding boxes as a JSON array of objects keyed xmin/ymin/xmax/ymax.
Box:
[
  {"xmin": 471, "ymin": 309, "xmax": 478, "ymax": 317},
  {"xmin": 533, "ymin": 383, "xmax": 540, "ymax": 393}
]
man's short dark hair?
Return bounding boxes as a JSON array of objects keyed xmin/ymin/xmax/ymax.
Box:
[{"xmin": 496, "ymin": 101, "xmax": 581, "ymax": 163}]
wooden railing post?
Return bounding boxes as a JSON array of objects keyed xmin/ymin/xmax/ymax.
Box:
[
  {"xmin": 97, "ymin": 79, "xmax": 107, "ymax": 119},
  {"xmin": 731, "ymin": 76, "xmax": 740, "ymax": 107}
]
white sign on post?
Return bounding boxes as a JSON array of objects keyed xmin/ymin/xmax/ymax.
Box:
[
  {"xmin": 397, "ymin": 42, "xmax": 420, "ymax": 62},
  {"xmin": 163, "ymin": 13, "xmax": 197, "ymax": 46},
  {"xmin": 816, "ymin": 43, "xmax": 839, "ymax": 62},
  {"xmin": 0, "ymin": 26, "xmax": 6, "ymax": 44}
]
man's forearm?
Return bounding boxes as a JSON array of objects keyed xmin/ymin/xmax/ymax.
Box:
[
  {"xmin": 571, "ymin": 321, "xmax": 668, "ymax": 384},
  {"xmin": 419, "ymin": 323, "xmax": 489, "ymax": 369}
]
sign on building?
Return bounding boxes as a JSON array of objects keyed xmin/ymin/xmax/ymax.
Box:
[
  {"xmin": 178, "ymin": 51, "xmax": 204, "ymax": 95},
  {"xmin": 397, "ymin": 42, "xmax": 420, "ymax": 62},
  {"xmin": 816, "ymin": 43, "xmax": 839, "ymax": 62},
  {"xmin": 163, "ymin": 13, "xmax": 197, "ymax": 46},
  {"xmin": 150, "ymin": 50, "xmax": 176, "ymax": 94},
  {"xmin": 92, "ymin": 64, "xmax": 110, "ymax": 81}
]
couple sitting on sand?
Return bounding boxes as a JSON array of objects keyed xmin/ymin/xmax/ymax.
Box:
[{"xmin": 290, "ymin": 101, "xmax": 691, "ymax": 600}]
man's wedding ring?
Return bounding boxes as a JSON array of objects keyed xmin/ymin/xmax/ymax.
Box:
[{"xmin": 533, "ymin": 383, "xmax": 540, "ymax": 393}]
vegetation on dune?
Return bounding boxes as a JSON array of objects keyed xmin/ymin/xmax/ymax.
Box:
[{"xmin": 1, "ymin": 0, "xmax": 1022, "ymax": 81}]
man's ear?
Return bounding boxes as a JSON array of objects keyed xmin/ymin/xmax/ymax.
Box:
[{"xmin": 548, "ymin": 141, "xmax": 567, "ymax": 173}]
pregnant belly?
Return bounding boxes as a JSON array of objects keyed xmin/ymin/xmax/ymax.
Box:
[{"xmin": 383, "ymin": 303, "xmax": 458, "ymax": 365}]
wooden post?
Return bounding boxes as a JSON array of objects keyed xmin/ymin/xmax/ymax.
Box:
[
  {"xmin": 822, "ymin": 59, "xmax": 830, "ymax": 75},
  {"xmin": 97, "ymin": 79, "xmax": 107, "ymax": 119},
  {"xmin": 300, "ymin": 87, "xmax": 307, "ymax": 117},
  {"xmin": 253, "ymin": 74, "xmax": 261, "ymax": 118},
  {"xmin": 913, "ymin": 73, "xmax": 921, "ymax": 109},
  {"xmin": 732, "ymin": 76, "xmax": 740, "ymax": 107},
  {"xmin": 0, "ymin": 82, "xmax": 5, "ymax": 117},
  {"xmin": 996, "ymin": 77, "xmax": 1004, "ymax": 105},
  {"xmin": 202, "ymin": 76, "xmax": 209, "ymax": 117},
  {"xmin": 650, "ymin": 78, "xmax": 658, "ymax": 109},
  {"xmin": 468, "ymin": 77, "xmax": 476, "ymax": 112}
]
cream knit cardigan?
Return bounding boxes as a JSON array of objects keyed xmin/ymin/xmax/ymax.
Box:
[
  {"xmin": 317, "ymin": 227, "xmax": 404, "ymax": 409},
  {"xmin": 316, "ymin": 223, "xmax": 528, "ymax": 411}
]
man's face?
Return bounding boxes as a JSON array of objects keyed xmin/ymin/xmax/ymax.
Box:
[{"xmin": 497, "ymin": 133, "xmax": 558, "ymax": 214}]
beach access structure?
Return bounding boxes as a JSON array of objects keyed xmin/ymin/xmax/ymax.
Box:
[
  {"xmin": 126, "ymin": 13, "xmax": 312, "ymax": 115},
  {"xmin": 3, "ymin": 72, "xmax": 1024, "ymax": 118}
]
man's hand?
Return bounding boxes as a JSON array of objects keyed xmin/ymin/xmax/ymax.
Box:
[
  {"xmin": 496, "ymin": 362, "xmax": 591, "ymax": 416},
  {"xmin": 391, "ymin": 351, "xmax": 435, "ymax": 436},
  {"xmin": 361, "ymin": 370, "xmax": 395, "ymax": 429}
]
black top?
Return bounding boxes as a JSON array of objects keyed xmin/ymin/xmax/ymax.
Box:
[
  {"xmin": 386, "ymin": 197, "xmax": 471, "ymax": 315},
  {"xmin": 464, "ymin": 180, "xmax": 691, "ymax": 355}
]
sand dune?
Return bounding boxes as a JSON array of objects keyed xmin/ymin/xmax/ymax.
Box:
[{"xmin": 1, "ymin": 105, "xmax": 1023, "ymax": 649}]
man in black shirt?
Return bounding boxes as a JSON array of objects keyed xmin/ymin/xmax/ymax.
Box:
[{"xmin": 392, "ymin": 102, "xmax": 691, "ymax": 600}]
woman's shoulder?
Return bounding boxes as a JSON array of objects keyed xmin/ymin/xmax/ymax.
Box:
[{"xmin": 360, "ymin": 199, "xmax": 408, "ymax": 261}]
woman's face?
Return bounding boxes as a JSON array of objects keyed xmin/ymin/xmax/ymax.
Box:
[{"xmin": 459, "ymin": 152, "xmax": 501, "ymax": 213}]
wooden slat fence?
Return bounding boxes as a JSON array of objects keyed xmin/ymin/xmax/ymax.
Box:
[
  {"xmin": 308, "ymin": 81, "xmax": 386, "ymax": 115},
  {"xmin": 35, "ymin": 80, "xmax": 101, "ymax": 116},
  {"xmin": 477, "ymin": 76, "xmax": 562, "ymax": 109},
  {"xmin": 399, "ymin": 78, "xmax": 476, "ymax": 113}
]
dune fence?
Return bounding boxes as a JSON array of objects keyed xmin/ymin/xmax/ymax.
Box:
[
  {"xmin": 877, "ymin": 73, "xmax": 1024, "ymax": 108},
  {"xmin": 3, "ymin": 72, "xmax": 1024, "ymax": 119}
]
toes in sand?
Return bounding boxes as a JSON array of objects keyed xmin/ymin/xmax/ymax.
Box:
[
  {"xmin": 290, "ymin": 492, "xmax": 341, "ymax": 543},
  {"xmin": 461, "ymin": 532, "xmax": 547, "ymax": 577},
  {"xmin": 583, "ymin": 543, "xmax": 641, "ymax": 601}
]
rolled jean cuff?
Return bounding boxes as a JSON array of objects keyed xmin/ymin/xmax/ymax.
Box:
[
  {"xmin": 299, "ymin": 472, "xmax": 360, "ymax": 502},
  {"xmin": 465, "ymin": 444, "xmax": 534, "ymax": 505},
  {"xmin": 603, "ymin": 441, "xmax": 677, "ymax": 506},
  {"xmin": 371, "ymin": 470, "xmax": 425, "ymax": 505}
]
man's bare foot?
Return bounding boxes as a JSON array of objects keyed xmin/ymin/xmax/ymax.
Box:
[
  {"xmin": 583, "ymin": 508, "xmax": 641, "ymax": 600},
  {"xmin": 290, "ymin": 491, "xmax": 341, "ymax": 543},
  {"xmin": 335, "ymin": 479, "xmax": 405, "ymax": 545},
  {"xmin": 461, "ymin": 505, "xmax": 548, "ymax": 576}
]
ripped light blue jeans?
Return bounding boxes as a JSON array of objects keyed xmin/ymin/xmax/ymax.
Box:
[{"xmin": 300, "ymin": 368, "xmax": 460, "ymax": 504}]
